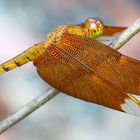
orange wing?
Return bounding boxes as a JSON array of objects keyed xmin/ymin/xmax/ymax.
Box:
[
  {"xmin": 60, "ymin": 34, "xmax": 140, "ymax": 95},
  {"xmin": 34, "ymin": 34, "xmax": 140, "ymax": 116},
  {"xmin": 103, "ymin": 26, "xmax": 127, "ymax": 36}
]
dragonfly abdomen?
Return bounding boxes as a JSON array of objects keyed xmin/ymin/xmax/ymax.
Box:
[{"xmin": 0, "ymin": 41, "xmax": 45, "ymax": 74}]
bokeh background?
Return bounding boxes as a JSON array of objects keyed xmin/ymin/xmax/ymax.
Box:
[{"xmin": 0, "ymin": 0, "xmax": 140, "ymax": 140}]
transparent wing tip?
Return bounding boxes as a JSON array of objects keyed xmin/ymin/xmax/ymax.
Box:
[{"xmin": 121, "ymin": 94, "xmax": 140, "ymax": 117}]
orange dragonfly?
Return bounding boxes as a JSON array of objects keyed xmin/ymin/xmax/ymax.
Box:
[{"xmin": 0, "ymin": 18, "xmax": 140, "ymax": 116}]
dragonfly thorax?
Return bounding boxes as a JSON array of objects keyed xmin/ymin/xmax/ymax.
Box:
[
  {"xmin": 45, "ymin": 25, "xmax": 69, "ymax": 47},
  {"xmin": 45, "ymin": 18, "xmax": 104, "ymax": 48}
]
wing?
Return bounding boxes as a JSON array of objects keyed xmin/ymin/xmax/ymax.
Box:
[
  {"xmin": 59, "ymin": 34, "xmax": 140, "ymax": 95},
  {"xmin": 34, "ymin": 34, "xmax": 140, "ymax": 116},
  {"xmin": 103, "ymin": 26, "xmax": 127, "ymax": 36}
]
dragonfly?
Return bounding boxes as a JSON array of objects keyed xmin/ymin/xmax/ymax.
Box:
[{"xmin": 0, "ymin": 18, "xmax": 140, "ymax": 116}]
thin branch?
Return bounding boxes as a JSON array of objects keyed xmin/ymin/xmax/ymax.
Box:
[
  {"xmin": 112, "ymin": 18, "xmax": 140, "ymax": 50},
  {"xmin": 0, "ymin": 18, "xmax": 140, "ymax": 134},
  {"xmin": 0, "ymin": 88, "xmax": 59, "ymax": 134}
]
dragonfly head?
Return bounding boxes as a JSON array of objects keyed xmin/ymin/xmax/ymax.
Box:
[{"xmin": 81, "ymin": 18, "xmax": 104, "ymax": 39}]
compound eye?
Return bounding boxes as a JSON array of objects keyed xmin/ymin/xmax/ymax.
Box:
[
  {"xmin": 90, "ymin": 22, "xmax": 97, "ymax": 29},
  {"xmin": 85, "ymin": 18, "xmax": 98, "ymax": 28},
  {"xmin": 96, "ymin": 21, "xmax": 102, "ymax": 27}
]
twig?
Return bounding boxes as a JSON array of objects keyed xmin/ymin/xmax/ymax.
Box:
[
  {"xmin": 0, "ymin": 18, "xmax": 140, "ymax": 134},
  {"xmin": 0, "ymin": 88, "xmax": 59, "ymax": 134},
  {"xmin": 112, "ymin": 18, "xmax": 140, "ymax": 49}
]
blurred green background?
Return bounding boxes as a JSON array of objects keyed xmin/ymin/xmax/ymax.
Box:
[{"xmin": 0, "ymin": 0, "xmax": 140, "ymax": 140}]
